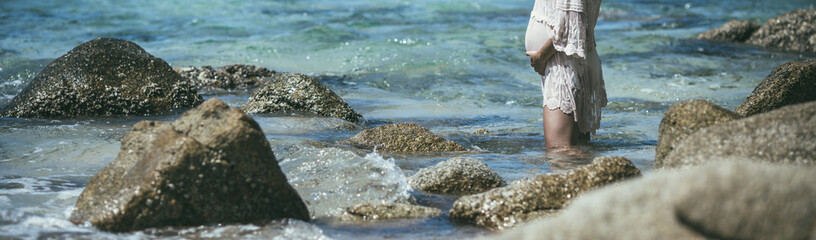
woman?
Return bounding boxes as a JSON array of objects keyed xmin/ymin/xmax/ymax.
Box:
[{"xmin": 525, "ymin": 0, "xmax": 607, "ymax": 149}]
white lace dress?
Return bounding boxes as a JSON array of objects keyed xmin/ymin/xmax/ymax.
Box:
[{"xmin": 525, "ymin": 0, "xmax": 607, "ymax": 134}]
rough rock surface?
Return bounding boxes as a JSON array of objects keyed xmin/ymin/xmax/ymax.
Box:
[
  {"xmin": 409, "ymin": 157, "xmax": 506, "ymax": 195},
  {"xmin": 342, "ymin": 123, "xmax": 468, "ymax": 153},
  {"xmin": 242, "ymin": 72, "xmax": 363, "ymax": 123},
  {"xmin": 662, "ymin": 101, "xmax": 816, "ymax": 168},
  {"xmin": 490, "ymin": 161, "xmax": 816, "ymax": 240},
  {"xmin": 696, "ymin": 20, "xmax": 760, "ymax": 42},
  {"xmin": 70, "ymin": 98, "xmax": 309, "ymax": 232},
  {"xmin": 174, "ymin": 64, "xmax": 278, "ymax": 91},
  {"xmin": 1, "ymin": 38, "xmax": 202, "ymax": 118},
  {"xmin": 735, "ymin": 59, "xmax": 816, "ymax": 116},
  {"xmin": 746, "ymin": 8, "xmax": 816, "ymax": 52},
  {"xmin": 343, "ymin": 202, "xmax": 442, "ymax": 221},
  {"xmin": 449, "ymin": 156, "xmax": 641, "ymax": 230},
  {"xmin": 655, "ymin": 100, "xmax": 740, "ymax": 166}
]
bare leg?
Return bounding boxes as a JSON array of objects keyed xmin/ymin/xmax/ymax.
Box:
[
  {"xmin": 543, "ymin": 106, "xmax": 574, "ymax": 149},
  {"xmin": 543, "ymin": 107, "xmax": 590, "ymax": 149}
]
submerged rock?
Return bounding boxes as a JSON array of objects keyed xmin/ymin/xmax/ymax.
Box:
[
  {"xmin": 746, "ymin": 8, "xmax": 816, "ymax": 52},
  {"xmin": 343, "ymin": 202, "xmax": 442, "ymax": 221},
  {"xmin": 242, "ymin": 72, "xmax": 363, "ymax": 123},
  {"xmin": 70, "ymin": 98, "xmax": 309, "ymax": 232},
  {"xmin": 1, "ymin": 38, "xmax": 202, "ymax": 118},
  {"xmin": 662, "ymin": 101, "xmax": 816, "ymax": 168},
  {"xmin": 696, "ymin": 20, "xmax": 760, "ymax": 42},
  {"xmin": 735, "ymin": 59, "xmax": 816, "ymax": 116},
  {"xmin": 409, "ymin": 157, "xmax": 505, "ymax": 195},
  {"xmin": 491, "ymin": 161, "xmax": 816, "ymax": 240},
  {"xmin": 655, "ymin": 100, "xmax": 739, "ymax": 166},
  {"xmin": 449, "ymin": 156, "xmax": 641, "ymax": 230},
  {"xmin": 342, "ymin": 123, "xmax": 468, "ymax": 153},
  {"xmin": 174, "ymin": 64, "xmax": 278, "ymax": 91}
]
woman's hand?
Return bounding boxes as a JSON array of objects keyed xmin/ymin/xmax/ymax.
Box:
[{"xmin": 526, "ymin": 38, "xmax": 555, "ymax": 75}]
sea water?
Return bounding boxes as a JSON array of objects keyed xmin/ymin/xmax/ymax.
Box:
[{"xmin": 1, "ymin": 0, "xmax": 814, "ymax": 239}]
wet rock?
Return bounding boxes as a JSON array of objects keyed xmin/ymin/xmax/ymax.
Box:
[
  {"xmin": 471, "ymin": 129, "xmax": 492, "ymax": 135},
  {"xmin": 746, "ymin": 8, "xmax": 816, "ymax": 52},
  {"xmin": 655, "ymin": 100, "xmax": 739, "ymax": 166},
  {"xmin": 490, "ymin": 161, "xmax": 816, "ymax": 240},
  {"xmin": 0, "ymin": 38, "xmax": 202, "ymax": 118},
  {"xmin": 69, "ymin": 98, "xmax": 309, "ymax": 232},
  {"xmin": 343, "ymin": 202, "xmax": 442, "ymax": 221},
  {"xmin": 174, "ymin": 64, "xmax": 278, "ymax": 91},
  {"xmin": 242, "ymin": 72, "xmax": 363, "ymax": 123},
  {"xmin": 449, "ymin": 156, "xmax": 641, "ymax": 230},
  {"xmin": 408, "ymin": 157, "xmax": 506, "ymax": 195},
  {"xmin": 662, "ymin": 101, "xmax": 816, "ymax": 169},
  {"xmin": 735, "ymin": 59, "xmax": 816, "ymax": 116},
  {"xmin": 696, "ymin": 20, "xmax": 760, "ymax": 42},
  {"xmin": 342, "ymin": 123, "xmax": 468, "ymax": 153}
]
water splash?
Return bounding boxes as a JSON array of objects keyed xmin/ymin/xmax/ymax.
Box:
[{"xmin": 278, "ymin": 146, "xmax": 412, "ymax": 219}]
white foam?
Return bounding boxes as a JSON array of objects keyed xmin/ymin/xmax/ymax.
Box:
[{"xmin": 279, "ymin": 147, "xmax": 412, "ymax": 219}]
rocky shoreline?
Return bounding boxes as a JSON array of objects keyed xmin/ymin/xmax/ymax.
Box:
[{"xmin": 2, "ymin": 7, "xmax": 816, "ymax": 238}]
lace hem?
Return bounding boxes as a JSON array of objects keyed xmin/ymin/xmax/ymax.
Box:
[{"xmin": 540, "ymin": 52, "xmax": 607, "ymax": 134}]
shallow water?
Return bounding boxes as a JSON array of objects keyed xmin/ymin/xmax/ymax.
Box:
[{"xmin": 1, "ymin": 0, "xmax": 815, "ymax": 239}]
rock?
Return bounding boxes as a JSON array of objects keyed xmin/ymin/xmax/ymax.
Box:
[
  {"xmin": 490, "ymin": 161, "xmax": 816, "ymax": 240},
  {"xmin": 662, "ymin": 101, "xmax": 816, "ymax": 169},
  {"xmin": 1, "ymin": 38, "xmax": 202, "ymax": 118},
  {"xmin": 342, "ymin": 123, "xmax": 468, "ymax": 153},
  {"xmin": 696, "ymin": 20, "xmax": 760, "ymax": 42},
  {"xmin": 69, "ymin": 98, "xmax": 309, "ymax": 232},
  {"xmin": 449, "ymin": 156, "xmax": 641, "ymax": 230},
  {"xmin": 242, "ymin": 72, "xmax": 363, "ymax": 123},
  {"xmin": 174, "ymin": 64, "xmax": 278, "ymax": 91},
  {"xmin": 746, "ymin": 8, "xmax": 816, "ymax": 52},
  {"xmin": 471, "ymin": 129, "xmax": 492, "ymax": 134},
  {"xmin": 408, "ymin": 157, "xmax": 506, "ymax": 195},
  {"xmin": 655, "ymin": 100, "xmax": 740, "ymax": 166},
  {"xmin": 735, "ymin": 59, "xmax": 816, "ymax": 116},
  {"xmin": 343, "ymin": 202, "xmax": 442, "ymax": 221}
]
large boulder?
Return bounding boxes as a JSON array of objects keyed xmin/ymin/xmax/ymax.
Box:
[
  {"xmin": 490, "ymin": 161, "xmax": 816, "ymax": 240},
  {"xmin": 174, "ymin": 64, "xmax": 278, "ymax": 91},
  {"xmin": 735, "ymin": 59, "xmax": 816, "ymax": 116},
  {"xmin": 662, "ymin": 101, "xmax": 816, "ymax": 168},
  {"xmin": 69, "ymin": 98, "xmax": 309, "ymax": 232},
  {"xmin": 746, "ymin": 8, "xmax": 816, "ymax": 53},
  {"xmin": 343, "ymin": 202, "xmax": 442, "ymax": 221},
  {"xmin": 342, "ymin": 123, "xmax": 468, "ymax": 153},
  {"xmin": 1, "ymin": 38, "xmax": 202, "ymax": 118},
  {"xmin": 408, "ymin": 157, "xmax": 506, "ymax": 195},
  {"xmin": 696, "ymin": 20, "xmax": 760, "ymax": 42},
  {"xmin": 655, "ymin": 100, "xmax": 740, "ymax": 166},
  {"xmin": 449, "ymin": 156, "xmax": 640, "ymax": 230},
  {"xmin": 242, "ymin": 72, "xmax": 363, "ymax": 123}
]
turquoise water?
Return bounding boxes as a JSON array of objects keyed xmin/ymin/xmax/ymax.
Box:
[{"xmin": 1, "ymin": 0, "xmax": 814, "ymax": 239}]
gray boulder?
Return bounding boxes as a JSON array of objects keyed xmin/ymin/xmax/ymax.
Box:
[
  {"xmin": 174, "ymin": 64, "xmax": 278, "ymax": 91},
  {"xmin": 342, "ymin": 122, "xmax": 468, "ymax": 153},
  {"xmin": 1, "ymin": 38, "xmax": 202, "ymax": 118},
  {"xmin": 242, "ymin": 72, "xmax": 363, "ymax": 123},
  {"xmin": 655, "ymin": 100, "xmax": 739, "ymax": 166},
  {"xmin": 746, "ymin": 8, "xmax": 816, "ymax": 52},
  {"xmin": 490, "ymin": 161, "xmax": 816, "ymax": 240},
  {"xmin": 696, "ymin": 20, "xmax": 760, "ymax": 42},
  {"xmin": 409, "ymin": 157, "xmax": 506, "ymax": 195},
  {"xmin": 69, "ymin": 98, "xmax": 309, "ymax": 232},
  {"xmin": 343, "ymin": 202, "xmax": 442, "ymax": 221},
  {"xmin": 736, "ymin": 59, "xmax": 816, "ymax": 116},
  {"xmin": 662, "ymin": 101, "xmax": 816, "ymax": 168},
  {"xmin": 449, "ymin": 156, "xmax": 640, "ymax": 230}
]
